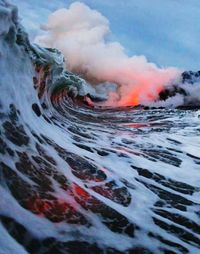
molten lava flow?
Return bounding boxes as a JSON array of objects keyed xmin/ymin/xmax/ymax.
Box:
[{"xmin": 118, "ymin": 82, "xmax": 164, "ymax": 106}]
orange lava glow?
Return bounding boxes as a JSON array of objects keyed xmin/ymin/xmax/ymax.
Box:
[
  {"xmin": 102, "ymin": 68, "xmax": 180, "ymax": 107},
  {"xmin": 120, "ymin": 84, "xmax": 163, "ymax": 106}
]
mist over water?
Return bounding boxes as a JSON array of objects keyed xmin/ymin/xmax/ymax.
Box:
[{"xmin": 35, "ymin": 2, "xmax": 181, "ymax": 107}]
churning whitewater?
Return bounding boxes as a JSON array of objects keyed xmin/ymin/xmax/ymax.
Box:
[{"xmin": 0, "ymin": 1, "xmax": 200, "ymax": 254}]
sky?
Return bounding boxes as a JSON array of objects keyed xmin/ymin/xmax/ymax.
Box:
[{"xmin": 11, "ymin": 0, "xmax": 200, "ymax": 70}]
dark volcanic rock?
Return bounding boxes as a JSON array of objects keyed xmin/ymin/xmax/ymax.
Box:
[
  {"xmin": 157, "ymin": 70, "xmax": 200, "ymax": 108},
  {"xmin": 182, "ymin": 70, "xmax": 200, "ymax": 84},
  {"xmin": 159, "ymin": 85, "xmax": 187, "ymax": 101}
]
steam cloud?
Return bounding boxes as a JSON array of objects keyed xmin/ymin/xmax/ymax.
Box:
[{"xmin": 35, "ymin": 2, "xmax": 181, "ymax": 106}]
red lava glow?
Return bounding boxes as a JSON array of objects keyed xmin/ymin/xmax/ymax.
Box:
[
  {"xmin": 26, "ymin": 195, "xmax": 71, "ymax": 216},
  {"xmin": 116, "ymin": 81, "xmax": 164, "ymax": 107},
  {"xmin": 102, "ymin": 68, "xmax": 180, "ymax": 107},
  {"xmin": 74, "ymin": 185, "xmax": 91, "ymax": 200},
  {"xmin": 121, "ymin": 90, "xmax": 160, "ymax": 107},
  {"xmin": 26, "ymin": 195, "xmax": 53, "ymax": 214}
]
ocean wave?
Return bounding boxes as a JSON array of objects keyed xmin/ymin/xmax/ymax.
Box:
[{"xmin": 0, "ymin": 1, "xmax": 200, "ymax": 254}]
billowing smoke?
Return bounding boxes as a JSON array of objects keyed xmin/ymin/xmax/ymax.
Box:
[{"xmin": 35, "ymin": 1, "xmax": 181, "ymax": 106}]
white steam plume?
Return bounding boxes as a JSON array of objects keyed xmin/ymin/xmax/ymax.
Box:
[{"xmin": 35, "ymin": 1, "xmax": 181, "ymax": 106}]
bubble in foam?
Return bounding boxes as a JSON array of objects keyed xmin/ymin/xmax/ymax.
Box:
[{"xmin": 35, "ymin": 1, "xmax": 181, "ymax": 106}]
